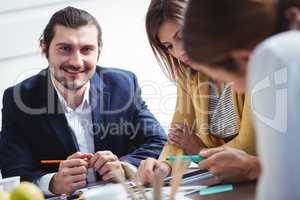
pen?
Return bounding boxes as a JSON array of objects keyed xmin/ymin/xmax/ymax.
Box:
[
  {"xmin": 40, "ymin": 160, "xmax": 64, "ymax": 164},
  {"xmin": 166, "ymin": 155, "xmax": 205, "ymax": 163},
  {"xmin": 40, "ymin": 156, "xmax": 92, "ymax": 164}
]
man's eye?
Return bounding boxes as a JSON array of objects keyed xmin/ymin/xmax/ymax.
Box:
[
  {"xmin": 82, "ymin": 47, "xmax": 93, "ymax": 53},
  {"xmin": 59, "ymin": 46, "xmax": 71, "ymax": 52}
]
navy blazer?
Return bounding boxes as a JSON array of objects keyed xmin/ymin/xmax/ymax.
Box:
[{"xmin": 0, "ymin": 66, "xmax": 166, "ymax": 182}]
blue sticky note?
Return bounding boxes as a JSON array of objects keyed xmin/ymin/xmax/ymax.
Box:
[{"xmin": 199, "ymin": 184, "xmax": 233, "ymax": 195}]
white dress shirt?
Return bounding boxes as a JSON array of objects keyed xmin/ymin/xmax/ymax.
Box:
[
  {"xmin": 36, "ymin": 77, "xmax": 96, "ymax": 195},
  {"xmin": 249, "ymin": 31, "xmax": 300, "ymax": 200}
]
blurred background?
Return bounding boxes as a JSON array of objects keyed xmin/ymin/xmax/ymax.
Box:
[{"xmin": 0, "ymin": 0, "xmax": 177, "ymax": 130}]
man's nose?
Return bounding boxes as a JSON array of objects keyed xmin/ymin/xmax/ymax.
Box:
[{"xmin": 68, "ymin": 52, "xmax": 84, "ymax": 67}]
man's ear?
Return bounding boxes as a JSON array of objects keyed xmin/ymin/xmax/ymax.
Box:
[
  {"xmin": 40, "ymin": 39, "xmax": 47, "ymax": 55},
  {"xmin": 97, "ymin": 46, "xmax": 102, "ymax": 61},
  {"xmin": 285, "ymin": 7, "xmax": 300, "ymax": 30}
]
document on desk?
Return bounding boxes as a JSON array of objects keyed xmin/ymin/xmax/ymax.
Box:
[
  {"xmin": 188, "ymin": 161, "xmax": 199, "ymax": 169},
  {"xmin": 45, "ymin": 180, "xmax": 110, "ymax": 199},
  {"xmin": 78, "ymin": 184, "xmax": 207, "ymax": 200},
  {"xmin": 145, "ymin": 185, "xmax": 208, "ymax": 200}
]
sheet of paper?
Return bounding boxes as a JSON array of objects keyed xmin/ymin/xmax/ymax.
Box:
[
  {"xmin": 143, "ymin": 185, "xmax": 207, "ymax": 200},
  {"xmin": 78, "ymin": 184, "xmax": 207, "ymax": 200},
  {"xmin": 188, "ymin": 162, "xmax": 199, "ymax": 169}
]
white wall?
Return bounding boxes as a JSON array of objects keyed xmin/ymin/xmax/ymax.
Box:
[{"xmin": 0, "ymin": 0, "xmax": 176, "ymax": 130}]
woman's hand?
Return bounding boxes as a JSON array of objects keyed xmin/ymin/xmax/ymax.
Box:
[
  {"xmin": 138, "ymin": 158, "xmax": 171, "ymax": 184},
  {"xmin": 199, "ymin": 147, "xmax": 261, "ymax": 182},
  {"xmin": 168, "ymin": 123, "xmax": 205, "ymax": 155}
]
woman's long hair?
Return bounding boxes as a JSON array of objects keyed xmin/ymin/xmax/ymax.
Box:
[{"xmin": 146, "ymin": 0, "xmax": 192, "ymax": 81}]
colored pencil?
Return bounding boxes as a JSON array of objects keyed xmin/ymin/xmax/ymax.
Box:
[{"xmin": 40, "ymin": 160, "xmax": 64, "ymax": 164}]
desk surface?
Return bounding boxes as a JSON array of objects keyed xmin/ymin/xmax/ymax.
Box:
[
  {"xmin": 187, "ymin": 179, "xmax": 256, "ymax": 200},
  {"xmin": 47, "ymin": 178, "xmax": 256, "ymax": 200}
]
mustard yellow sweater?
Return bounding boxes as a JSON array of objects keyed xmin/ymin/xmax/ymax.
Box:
[{"xmin": 159, "ymin": 71, "xmax": 256, "ymax": 162}]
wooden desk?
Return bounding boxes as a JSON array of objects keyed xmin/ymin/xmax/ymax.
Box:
[{"xmin": 187, "ymin": 180, "xmax": 256, "ymax": 200}]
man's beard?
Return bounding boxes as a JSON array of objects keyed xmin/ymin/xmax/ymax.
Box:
[
  {"xmin": 54, "ymin": 75, "xmax": 87, "ymax": 91},
  {"xmin": 53, "ymin": 65, "xmax": 88, "ymax": 91},
  {"xmin": 62, "ymin": 78, "xmax": 85, "ymax": 91}
]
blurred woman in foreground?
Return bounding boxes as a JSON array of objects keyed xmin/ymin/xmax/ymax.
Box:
[{"xmin": 182, "ymin": 0, "xmax": 300, "ymax": 199}]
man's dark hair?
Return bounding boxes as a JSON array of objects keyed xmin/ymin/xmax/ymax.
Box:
[{"xmin": 40, "ymin": 6, "xmax": 102, "ymax": 58}]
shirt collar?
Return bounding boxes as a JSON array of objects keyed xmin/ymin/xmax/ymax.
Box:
[{"xmin": 50, "ymin": 75, "xmax": 91, "ymax": 113}]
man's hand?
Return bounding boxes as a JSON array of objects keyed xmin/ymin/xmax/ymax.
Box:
[
  {"xmin": 198, "ymin": 147, "xmax": 261, "ymax": 182},
  {"xmin": 50, "ymin": 152, "xmax": 93, "ymax": 195},
  {"xmin": 168, "ymin": 123, "xmax": 205, "ymax": 155},
  {"xmin": 89, "ymin": 151, "xmax": 124, "ymax": 181},
  {"xmin": 138, "ymin": 158, "xmax": 171, "ymax": 184}
]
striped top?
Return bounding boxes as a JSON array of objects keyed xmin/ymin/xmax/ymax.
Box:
[{"xmin": 208, "ymin": 81, "xmax": 238, "ymax": 140}]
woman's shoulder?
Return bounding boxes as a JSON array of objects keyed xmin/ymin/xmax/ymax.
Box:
[{"xmin": 176, "ymin": 67, "xmax": 209, "ymax": 85}]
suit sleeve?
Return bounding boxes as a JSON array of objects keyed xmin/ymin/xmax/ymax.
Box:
[
  {"xmin": 119, "ymin": 73, "xmax": 167, "ymax": 167},
  {"xmin": 0, "ymin": 88, "xmax": 46, "ymax": 182}
]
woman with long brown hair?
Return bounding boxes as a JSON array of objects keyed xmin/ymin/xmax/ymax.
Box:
[{"xmin": 138, "ymin": 0, "xmax": 258, "ymax": 184}]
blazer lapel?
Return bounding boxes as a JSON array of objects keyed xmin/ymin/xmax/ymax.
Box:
[
  {"xmin": 40, "ymin": 69, "xmax": 78, "ymax": 155},
  {"xmin": 90, "ymin": 71, "xmax": 110, "ymax": 152},
  {"xmin": 46, "ymin": 113, "xmax": 79, "ymax": 154}
]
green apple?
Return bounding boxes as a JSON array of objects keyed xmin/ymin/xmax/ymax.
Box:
[
  {"xmin": 10, "ymin": 182, "xmax": 44, "ymax": 200},
  {"xmin": 0, "ymin": 190, "xmax": 10, "ymax": 200}
]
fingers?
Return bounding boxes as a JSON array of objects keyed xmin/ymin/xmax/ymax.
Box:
[
  {"xmin": 171, "ymin": 123, "xmax": 184, "ymax": 129},
  {"xmin": 168, "ymin": 125, "xmax": 185, "ymax": 147},
  {"xmin": 138, "ymin": 158, "xmax": 171, "ymax": 184},
  {"xmin": 89, "ymin": 151, "xmax": 115, "ymax": 166},
  {"xmin": 68, "ymin": 166, "xmax": 88, "ymax": 176},
  {"xmin": 84, "ymin": 153, "xmax": 94, "ymax": 161},
  {"xmin": 67, "ymin": 152, "xmax": 93, "ymax": 160},
  {"xmin": 67, "ymin": 173, "xmax": 87, "ymax": 183},
  {"xmin": 169, "ymin": 125, "xmax": 184, "ymax": 135},
  {"xmin": 90, "ymin": 151, "xmax": 118, "ymax": 171},
  {"xmin": 169, "ymin": 123, "xmax": 195, "ymax": 140},
  {"xmin": 102, "ymin": 171, "xmax": 114, "ymax": 181},
  {"xmin": 199, "ymin": 158, "xmax": 213, "ymax": 170},
  {"xmin": 94, "ymin": 154, "xmax": 118, "ymax": 171},
  {"xmin": 99, "ymin": 161, "xmax": 123, "ymax": 181},
  {"xmin": 168, "ymin": 130, "xmax": 184, "ymax": 138},
  {"xmin": 53, "ymin": 162, "xmax": 88, "ymax": 194},
  {"xmin": 59, "ymin": 166, "xmax": 87, "ymax": 179},
  {"xmin": 98, "ymin": 161, "xmax": 120, "ymax": 175},
  {"xmin": 209, "ymin": 168, "xmax": 224, "ymax": 183},
  {"xmin": 60, "ymin": 158, "xmax": 89, "ymax": 169},
  {"xmin": 199, "ymin": 147, "xmax": 225, "ymax": 158},
  {"xmin": 168, "ymin": 134, "xmax": 182, "ymax": 146},
  {"xmin": 89, "ymin": 151, "xmax": 122, "ymax": 180},
  {"xmin": 198, "ymin": 152, "xmax": 220, "ymax": 170},
  {"xmin": 69, "ymin": 181, "xmax": 87, "ymax": 192},
  {"xmin": 198, "ymin": 150, "xmax": 226, "ymax": 181},
  {"xmin": 154, "ymin": 162, "xmax": 171, "ymax": 178},
  {"xmin": 67, "ymin": 152, "xmax": 84, "ymax": 160},
  {"xmin": 138, "ymin": 158, "xmax": 157, "ymax": 184}
]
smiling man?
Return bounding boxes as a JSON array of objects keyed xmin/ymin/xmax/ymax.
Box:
[{"xmin": 0, "ymin": 7, "xmax": 166, "ymax": 195}]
